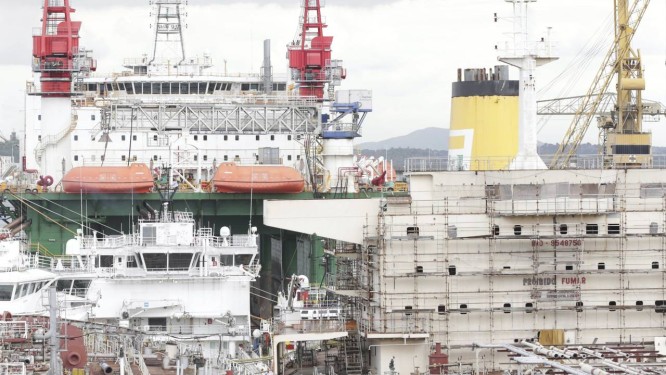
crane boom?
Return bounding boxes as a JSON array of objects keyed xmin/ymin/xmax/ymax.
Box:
[
  {"xmin": 549, "ymin": 0, "xmax": 649, "ymax": 168},
  {"xmin": 538, "ymin": 94, "xmax": 665, "ymax": 121}
]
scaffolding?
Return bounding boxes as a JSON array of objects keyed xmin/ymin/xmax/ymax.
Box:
[{"xmin": 329, "ymin": 168, "xmax": 666, "ymax": 373}]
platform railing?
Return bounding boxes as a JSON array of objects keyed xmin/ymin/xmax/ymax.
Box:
[{"xmin": 405, "ymin": 155, "xmax": 666, "ymax": 172}]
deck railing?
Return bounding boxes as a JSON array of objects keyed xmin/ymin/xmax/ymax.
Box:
[{"xmin": 405, "ymin": 155, "xmax": 666, "ymax": 173}]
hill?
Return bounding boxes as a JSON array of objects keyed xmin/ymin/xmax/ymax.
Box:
[{"xmin": 357, "ymin": 127, "xmax": 448, "ymax": 151}]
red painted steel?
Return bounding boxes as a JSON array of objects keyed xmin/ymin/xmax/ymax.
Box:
[
  {"xmin": 32, "ymin": 0, "xmax": 94, "ymax": 96},
  {"xmin": 287, "ymin": 0, "xmax": 337, "ymax": 98}
]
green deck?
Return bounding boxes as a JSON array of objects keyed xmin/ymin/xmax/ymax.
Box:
[{"xmin": 3, "ymin": 190, "xmax": 385, "ymax": 296}]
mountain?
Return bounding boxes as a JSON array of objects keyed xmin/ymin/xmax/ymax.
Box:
[{"xmin": 357, "ymin": 127, "xmax": 449, "ymax": 151}]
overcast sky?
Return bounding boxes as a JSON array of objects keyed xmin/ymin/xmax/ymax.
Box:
[{"xmin": 2, "ymin": 0, "xmax": 666, "ymax": 146}]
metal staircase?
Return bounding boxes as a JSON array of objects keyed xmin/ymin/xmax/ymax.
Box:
[
  {"xmin": 341, "ymin": 331, "xmax": 363, "ymax": 375},
  {"xmin": 35, "ymin": 110, "xmax": 79, "ymax": 160}
]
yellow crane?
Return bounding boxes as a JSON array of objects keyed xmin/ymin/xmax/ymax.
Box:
[{"xmin": 549, "ymin": 0, "xmax": 650, "ymax": 169}]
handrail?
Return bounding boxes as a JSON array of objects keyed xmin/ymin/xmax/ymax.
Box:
[
  {"xmin": 404, "ymin": 154, "xmax": 666, "ymax": 173},
  {"xmin": 31, "ymin": 242, "xmax": 57, "ymax": 258},
  {"xmin": 35, "ymin": 111, "xmax": 78, "ymax": 159}
]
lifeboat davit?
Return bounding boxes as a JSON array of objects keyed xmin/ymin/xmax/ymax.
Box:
[
  {"xmin": 62, "ymin": 164, "xmax": 154, "ymax": 194},
  {"xmin": 212, "ymin": 163, "xmax": 304, "ymax": 193}
]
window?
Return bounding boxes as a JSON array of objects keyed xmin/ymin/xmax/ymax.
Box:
[
  {"xmin": 492, "ymin": 225, "xmax": 500, "ymax": 236},
  {"xmin": 460, "ymin": 304, "xmax": 468, "ymax": 314},
  {"xmin": 169, "ymin": 253, "xmax": 194, "ymax": 271},
  {"xmin": 133, "ymin": 155, "xmax": 137, "ymax": 161},
  {"xmin": 609, "ymin": 301, "xmax": 617, "ymax": 312},
  {"xmin": 235, "ymin": 135, "xmax": 239, "ymax": 141},
  {"xmin": 586, "ymin": 224, "xmax": 599, "ymax": 235},
  {"xmin": 415, "ymin": 265, "xmax": 423, "ymax": 273},
  {"xmin": 194, "ymin": 135, "xmax": 198, "ymax": 141},
  {"xmin": 121, "ymin": 155, "xmax": 126, "ymax": 161},
  {"xmin": 194, "ymin": 155, "xmax": 198, "ymax": 161},
  {"xmin": 38, "ymin": 115, "xmax": 42, "ymax": 121},
  {"xmin": 74, "ymin": 155, "xmax": 78, "ymax": 161},
  {"xmin": 91, "ymin": 115, "xmax": 96, "ymax": 121},
  {"xmin": 575, "ymin": 301, "xmax": 584, "ymax": 312},
  {"xmin": 503, "ymin": 303, "xmax": 511, "ymax": 313},
  {"xmin": 203, "ymin": 155, "xmax": 208, "ymax": 161},
  {"xmin": 153, "ymin": 135, "xmax": 158, "ymax": 141},
  {"xmin": 448, "ymin": 265, "xmax": 456, "ymax": 276},
  {"xmin": 608, "ymin": 224, "xmax": 620, "ymax": 235},
  {"xmin": 404, "ymin": 306, "xmax": 412, "ymax": 316},
  {"xmin": 72, "ymin": 280, "xmax": 91, "ymax": 294},
  {"xmin": 121, "ymin": 135, "xmax": 126, "ymax": 141},
  {"xmin": 224, "ymin": 135, "xmax": 228, "ymax": 141},
  {"xmin": 153, "ymin": 155, "xmax": 158, "ymax": 161},
  {"xmin": 97, "ymin": 256, "xmax": 113, "ymax": 268},
  {"xmin": 203, "ymin": 135, "xmax": 208, "ymax": 141},
  {"xmin": 437, "ymin": 305, "xmax": 446, "ymax": 314},
  {"xmin": 514, "ymin": 225, "xmax": 522, "ymax": 236},
  {"xmin": 657, "ymin": 300, "xmax": 666, "ymax": 313},
  {"xmin": 448, "ymin": 225, "xmax": 457, "ymax": 238},
  {"xmin": 653, "ymin": 261, "xmax": 660, "ymax": 269},
  {"xmin": 38, "ymin": 135, "xmax": 41, "ymax": 141},
  {"xmin": 407, "ymin": 226, "xmax": 419, "ymax": 238},
  {"xmin": 100, "ymin": 155, "xmax": 105, "ymax": 162},
  {"xmin": 148, "ymin": 317, "xmax": 167, "ymax": 331},
  {"xmin": 17, "ymin": 284, "xmax": 26, "ymax": 298},
  {"xmin": 256, "ymin": 135, "xmax": 260, "ymax": 141},
  {"xmin": 565, "ymin": 265, "xmax": 573, "ymax": 271},
  {"xmin": 598, "ymin": 262, "xmax": 605, "ymax": 270},
  {"xmin": 636, "ymin": 300, "xmax": 644, "ymax": 311},
  {"xmin": 270, "ymin": 135, "xmax": 275, "ymax": 141},
  {"xmin": 223, "ymin": 155, "xmax": 228, "ymax": 161},
  {"xmin": 288, "ymin": 135, "xmax": 292, "ymax": 141},
  {"xmin": 297, "ymin": 155, "xmax": 301, "ymax": 160},
  {"xmin": 559, "ymin": 224, "xmax": 568, "ymax": 235},
  {"xmin": 133, "ymin": 135, "xmax": 137, "ymax": 141},
  {"xmin": 56, "ymin": 279, "xmax": 72, "ymax": 292},
  {"xmin": 612, "ymin": 144, "xmax": 650, "ymax": 155},
  {"xmin": 143, "ymin": 253, "xmax": 167, "ymax": 271},
  {"xmin": 650, "ymin": 222, "xmax": 659, "ymax": 234},
  {"xmin": 287, "ymin": 155, "xmax": 292, "ymax": 161},
  {"xmin": 525, "ymin": 302, "xmax": 534, "ymax": 313},
  {"xmin": 74, "ymin": 135, "xmax": 78, "ymax": 141},
  {"xmin": 0, "ymin": 285, "xmax": 13, "ymax": 301}
]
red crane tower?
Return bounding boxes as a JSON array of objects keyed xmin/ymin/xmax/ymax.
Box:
[
  {"xmin": 287, "ymin": 0, "xmax": 345, "ymax": 99},
  {"xmin": 32, "ymin": 0, "xmax": 94, "ymax": 96}
]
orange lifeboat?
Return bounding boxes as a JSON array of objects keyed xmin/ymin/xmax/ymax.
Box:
[
  {"xmin": 212, "ymin": 163, "xmax": 305, "ymax": 193},
  {"xmin": 62, "ymin": 164, "xmax": 154, "ymax": 194}
]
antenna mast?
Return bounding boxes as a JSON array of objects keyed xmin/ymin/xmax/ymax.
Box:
[{"xmin": 149, "ymin": 0, "xmax": 187, "ymax": 67}]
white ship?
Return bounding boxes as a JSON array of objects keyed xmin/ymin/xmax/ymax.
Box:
[
  {"xmin": 0, "ymin": 193, "xmax": 263, "ymax": 374},
  {"xmin": 25, "ymin": 0, "xmax": 371, "ymax": 194}
]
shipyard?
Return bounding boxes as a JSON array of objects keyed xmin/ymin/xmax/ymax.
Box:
[{"xmin": 0, "ymin": 0, "xmax": 665, "ymax": 375}]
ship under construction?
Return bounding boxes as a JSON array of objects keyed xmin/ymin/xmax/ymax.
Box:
[{"xmin": 6, "ymin": 0, "xmax": 666, "ymax": 375}]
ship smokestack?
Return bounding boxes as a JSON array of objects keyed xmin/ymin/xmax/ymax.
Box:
[{"xmin": 262, "ymin": 39, "xmax": 273, "ymax": 95}]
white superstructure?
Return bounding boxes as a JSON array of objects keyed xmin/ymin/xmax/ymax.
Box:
[
  {"xmin": 26, "ymin": 0, "xmax": 372, "ymax": 194},
  {"xmin": 0, "ymin": 203, "xmax": 261, "ymax": 372}
]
